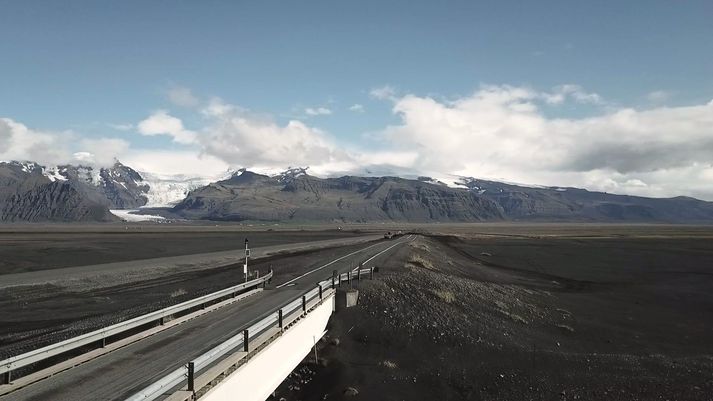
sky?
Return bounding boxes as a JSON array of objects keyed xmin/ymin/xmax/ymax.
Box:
[{"xmin": 1, "ymin": 1, "xmax": 712, "ymax": 199}]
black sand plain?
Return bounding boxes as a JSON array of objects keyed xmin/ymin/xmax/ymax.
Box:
[
  {"xmin": 1, "ymin": 224, "xmax": 712, "ymax": 400},
  {"xmin": 277, "ymin": 225, "xmax": 713, "ymax": 401}
]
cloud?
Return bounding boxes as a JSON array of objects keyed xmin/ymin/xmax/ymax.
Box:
[
  {"xmin": 167, "ymin": 86, "xmax": 200, "ymax": 107},
  {"xmin": 349, "ymin": 104, "xmax": 365, "ymax": 113},
  {"xmin": 121, "ymin": 150, "xmax": 230, "ymax": 176},
  {"xmin": 0, "ymin": 118, "xmax": 74, "ymax": 165},
  {"xmin": 0, "ymin": 117, "xmax": 129, "ymax": 167},
  {"xmin": 375, "ymin": 86, "xmax": 713, "ymax": 199},
  {"xmin": 370, "ymin": 85, "xmax": 396, "ymax": 100},
  {"xmin": 647, "ymin": 90, "xmax": 670, "ymax": 103},
  {"xmin": 198, "ymin": 99, "xmax": 351, "ymax": 168},
  {"xmin": 137, "ymin": 110, "xmax": 197, "ymax": 144},
  {"xmin": 107, "ymin": 123, "xmax": 134, "ymax": 131},
  {"xmin": 77, "ymin": 138, "xmax": 131, "ymax": 165},
  {"xmin": 542, "ymin": 84, "xmax": 603, "ymax": 105},
  {"xmin": 305, "ymin": 107, "xmax": 332, "ymax": 116}
]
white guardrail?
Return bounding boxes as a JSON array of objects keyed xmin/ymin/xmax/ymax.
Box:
[
  {"xmin": 125, "ymin": 269, "xmax": 374, "ymax": 401},
  {"xmin": 0, "ymin": 272, "xmax": 273, "ymax": 380}
]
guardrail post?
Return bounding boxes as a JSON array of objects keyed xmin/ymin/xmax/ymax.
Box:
[
  {"xmin": 243, "ymin": 329, "xmax": 249, "ymax": 352},
  {"xmin": 302, "ymin": 295, "xmax": 307, "ymax": 313},
  {"xmin": 332, "ymin": 270, "xmax": 337, "ymax": 289},
  {"xmin": 357, "ymin": 265, "xmax": 362, "ymax": 281},
  {"xmin": 2, "ymin": 370, "xmax": 11, "ymax": 385},
  {"xmin": 347, "ymin": 270, "xmax": 352, "ymax": 286},
  {"xmin": 370, "ymin": 266, "xmax": 374, "ymax": 280},
  {"xmin": 187, "ymin": 362, "xmax": 195, "ymax": 392},
  {"xmin": 278, "ymin": 309, "xmax": 283, "ymax": 328},
  {"xmin": 318, "ymin": 283, "xmax": 323, "ymax": 299},
  {"xmin": 101, "ymin": 336, "xmax": 107, "ymax": 348}
]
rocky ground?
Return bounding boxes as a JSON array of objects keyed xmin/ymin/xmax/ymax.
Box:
[{"xmin": 277, "ymin": 232, "xmax": 713, "ymax": 401}]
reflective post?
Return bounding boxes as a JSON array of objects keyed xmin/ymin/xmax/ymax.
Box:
[
  {"xmin": 187, "ymin": 362, "xmax": 195, "ymax": 392},
  {"xmin": 243, "ymin": 329, "xmax": 249, "ymax": 352},
  {"xmin": 278, "ymin": 309, "xmax": 283, "ymax": 328}
]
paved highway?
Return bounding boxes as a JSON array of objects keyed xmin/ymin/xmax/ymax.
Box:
[
  {"xmin": 0, "ymin": 236, "xmax": 410, "ymax": 401},
  {"xmin": 0, "ymin": 234, "xmax": 382, "ymax": 290}
]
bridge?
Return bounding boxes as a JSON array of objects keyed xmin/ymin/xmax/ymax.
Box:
[{"xmin": 0, "ymin": 235, "xmax": 413, "ymax": 401}]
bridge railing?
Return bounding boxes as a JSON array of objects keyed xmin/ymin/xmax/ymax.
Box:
[
  {"xmin": 125, "ymin": 266, "xmax": 376, "ymax": 401},
  {"xmin": 0, "ymin": 272, "xmax": 273, "ymax": 384}
]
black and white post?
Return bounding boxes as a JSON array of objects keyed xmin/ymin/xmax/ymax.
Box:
[{"xmin": 244, "ymin": 238, "xmax": 250, "ymax": 283}]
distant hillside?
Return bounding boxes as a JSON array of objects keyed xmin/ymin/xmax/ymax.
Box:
[
  {"xmin": 459, "ymin": 178, "xmax": 713, "ymax": 223},
  {"xmin": 173, "ymin": 169, "xmax": 713, "ymax": 224},
  {"xmin": 3, "ymin": 161, "xmax": 713, "ymax": 224},
  {"xmin": 172, "ymin": 168, "xmax": 505, "ymax": 223}
]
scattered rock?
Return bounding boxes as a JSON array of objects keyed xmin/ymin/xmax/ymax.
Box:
[{"xmin": 343, "ymin": 387, "xmax": 359, "ymax": 396}]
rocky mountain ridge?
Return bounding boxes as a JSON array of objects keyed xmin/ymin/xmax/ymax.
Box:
[{"xmin": 2, "ymin": 160, "xmax": 713, "ymax": 223}]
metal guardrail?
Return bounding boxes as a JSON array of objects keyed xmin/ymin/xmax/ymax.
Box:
[
  {"xmin": 125, "ymin": 266, "xmax": 376, "ymax": 401},
  {"xmin": 0, "ymin": 272, "xmax": 273, "ymax": 381}
]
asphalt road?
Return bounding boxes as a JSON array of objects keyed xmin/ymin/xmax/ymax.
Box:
[
  {"xmin": 0, "ymin": 236, "xmax": 411, "ymax": 401},
  {"xmin": 0, "ymin": 234, "xmax": 382, "ymax": 289}
]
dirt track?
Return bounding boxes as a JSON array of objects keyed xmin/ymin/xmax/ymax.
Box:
[{"xmin": 277, "ymin": 231, "xmax": 713, "ymax": 401}]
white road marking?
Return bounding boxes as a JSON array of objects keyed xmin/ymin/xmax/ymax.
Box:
[
  {"xmin": 275, "ymin": 242, "xmax": 384, "ymax": 288},
  {"xmin": 352, "ymin": 235, "xmax": 414, "ymax": 272},
  {"xmin": 276, "ymin": 235, "xmax": 414, "ymax": 288}
]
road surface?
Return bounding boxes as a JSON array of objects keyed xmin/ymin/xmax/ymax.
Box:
[{"xmin": 0, "ymin": 236, "xmax": 411, "ymax": 401}]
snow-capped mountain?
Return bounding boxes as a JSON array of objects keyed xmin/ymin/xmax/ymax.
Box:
[{"xmin": 3, "ymin": 160, "xmax": 713, "ymax": 223}]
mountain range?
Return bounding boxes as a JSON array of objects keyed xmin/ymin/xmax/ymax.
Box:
[{"xmin": 2, "ymin": 161, "xmax": 713, "ymax": 224}]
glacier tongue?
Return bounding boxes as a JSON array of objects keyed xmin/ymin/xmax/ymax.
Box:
[{"xmin": 139, "ymin": 170, "xmax": 236, "ymax": 207}]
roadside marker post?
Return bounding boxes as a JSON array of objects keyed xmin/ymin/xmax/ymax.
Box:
[
  {"xmin": 243, "ymin": 238, "xmax": 250, "ymax": 283},
  {"xmin": 187, "ymin": 362, "xmax": 195, "ymax": 392},
  {"xmin": 243, "ymin": 329, "xmax": 249, "ymax": 352},
  {"xmin": 278, "ymin": 309, "xmax": 283, "ymax": 329}
]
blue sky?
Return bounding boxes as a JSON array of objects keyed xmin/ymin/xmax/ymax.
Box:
[{"xmin": 1, "ymin": 1, "xmax": 713, "ymax": 199}]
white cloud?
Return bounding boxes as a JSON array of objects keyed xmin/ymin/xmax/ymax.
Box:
[
  {"xmin": 77, "ymin": 138, "xmax": 130, "ymax": 166},
  {"xmin": 370, "ymin": 85, "xmax": 396, "ymax": 100},
  {"xmin": 107, "ymin": 123, "xmax": 134, "ymax": 131},
  {"xmin": 375, "ymin": 86, "xmax": 713, "ymax": 199},
  {"xmin": 0, "ymin": 118, "xmax": 74, "ymax": 165},
  {"xmin": 305, "ymin": 107, "xmax": 332, "ymax": 116},
  {"xmin": 647, "ymin": 90, "xmax": 670, "ymax": 103},
  {"xmin": 137, "ymin": 110, "xmax": 197, "ymax": 144},
  {"xmin": 121, "ymin": 150, "xmax": 230, "ymax": 176},
  {"xmin": 542, "ymin": 84, "xmax": 603, "ymax": 105},
  {"xmin": 0, "ymin": 117, "xmax": 129, "ymax": 167},
  {"xmin": 199, "ymin": 99, "xmax": 350, "ymax": 168},
  {"xmin": 167, "ymin": 86, "xmax": 200, "ymax": 107},
  {"xmin": 349, "ymin": 104, "xmax": 365, "ymax": 113}
]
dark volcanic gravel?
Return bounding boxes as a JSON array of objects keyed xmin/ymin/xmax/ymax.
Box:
[{"xmin": 277, "ymin": 232, "xmax": 713, "ymax": 401}]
